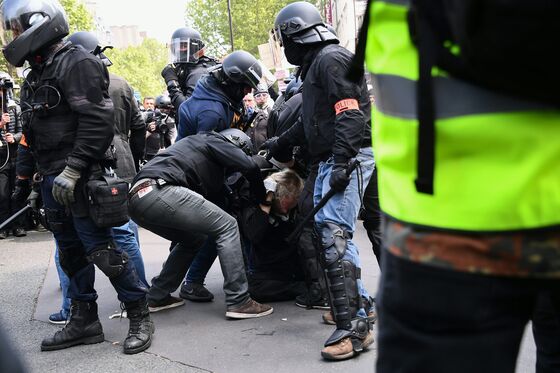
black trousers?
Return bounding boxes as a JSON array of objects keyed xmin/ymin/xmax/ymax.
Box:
[
  {"xmin": 377, "ymin": 252, "xmax": 560, "ymax": 373},
  {"xmin": 248, "ymin": 273, "xmax": 306, "ymax": 303},
  {"xmin": 0, "ymin": 165, "xmax": 24, "ymax": 230}
]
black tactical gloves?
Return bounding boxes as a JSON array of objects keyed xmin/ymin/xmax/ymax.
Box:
[
  {"xmin": 329, "ymin": 163, "xmax": 351, "ymax": 192},
  {"xmin": 260, "ymin": 137, "xmax": 282, "ymax": 160},
  {"xmin": 11, "ymin": 178, "xmax": 31, "ymax": 205},
  {"xmin": 161, "ymin": 64, "xmax": 179, "ymax": 85},
  {"xmin": 52, "ymin": 166, "xmax": 81, "ymax": 207}
]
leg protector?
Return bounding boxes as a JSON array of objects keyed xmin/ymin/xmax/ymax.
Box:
[
  {"xmin": 298, "ymin": 225, "xmax": 328, "ymax": 307},
  {"xmin": 87, "ymin": 243, "xmax": 129, "ymax": 279},
  {"xmin": 319, "ymin": 222, "xmax": 370, "ymax": 347}
]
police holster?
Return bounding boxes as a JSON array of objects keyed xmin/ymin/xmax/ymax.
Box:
[{"xmin": 86, "ymin": 172, "xmax": 129, "ymax": 228}]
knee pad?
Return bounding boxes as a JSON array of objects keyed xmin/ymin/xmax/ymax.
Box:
[
  {"xmin": 318, "ymin": 222, "xmax": 348, "ymax": 267},
  {"xmin": 87, "ymin": 243, "xmax": 129, "ymax": 279}
]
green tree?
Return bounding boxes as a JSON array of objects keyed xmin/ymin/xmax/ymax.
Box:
[
  {"xmin": 105, "ymin": 38, "xmax": 167, "ymax": 99},
  {"xmin": 0, "ymin": 0, "xmax": 94, "ymax": 74},
  {"xmin": 60, "ymin": 0, "xmax": 94, "ymax": 33},
  {"xmin": 185, "ymin": 0, "xmax": 308, "ymax": 58}
]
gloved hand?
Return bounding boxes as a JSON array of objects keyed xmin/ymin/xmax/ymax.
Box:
[
  {"xmin": 263, "ymin": 178, "xmax": 278, "ymax": 194},
  {"xmin": 11, "ymin": 178, "xmax": 31, "ymax": 205},
  {"xmin": 260, "ymin": 137, "xmax": 282, "ymax": 160},
  {"xmin": 52, "ymin": 166, "xmax": 81, "ymax": 207},
  {"xmin": 329, "ymin": 163, "xmax": 351, "ymax": 192},
  {"xmin": 27, "ymin": 189, "xmax": 40, "ymax": 210},
  {"xmin": 161, "ymin": 64, "xmax": 179, "ymax": 84}
]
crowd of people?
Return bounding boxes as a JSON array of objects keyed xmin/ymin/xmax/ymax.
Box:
[{"xmin": 1, "ymin": 0, "xmax": 559, "ymax": 371}]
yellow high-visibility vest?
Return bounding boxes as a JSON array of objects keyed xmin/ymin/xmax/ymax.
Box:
[{"xmin": 366, "ymin": 0, "xmax": 560, "ymax": 232}]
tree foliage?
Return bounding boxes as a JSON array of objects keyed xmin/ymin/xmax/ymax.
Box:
[
  {"xmin": 185, "ymin": 0, "xmax": 309, "ymax": 59},
  {"xmin": 105, "ymin": 38, "xmax": 167, "ymax": 99},
  {"xmin": 60, "ymin": 0, "xmax": 94, "ymax": 33}
]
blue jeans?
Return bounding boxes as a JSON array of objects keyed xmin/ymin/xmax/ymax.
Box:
[
  {"xmin": 42, "ymin": 174, "xmax": 145, "ymax": 303},
  {"xmin": 55, "ymin": 219, "xmax": 148, "ymax": 314},
  {"xmin": 54, "ymin": 242, "xmax": 71, "ymax": 317},
  {"xmin": 314, "ymin": 147, "xmax": 375, "ymax": 316},
  {"xmin": 112, "ymin": 220, "xmax": 149, "ymax": 287},
  {"xmin": 184, "ymin": 238, "xmax": 217, "ymax": 284}
]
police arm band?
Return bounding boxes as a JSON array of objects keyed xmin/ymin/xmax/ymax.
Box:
[{"xmin": 334, "ymin": 99, "xmax": 359, "ymax": 115}]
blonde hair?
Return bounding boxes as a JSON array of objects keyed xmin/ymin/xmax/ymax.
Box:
[{"xmin": 267, "ymin": 169, "xmax": 304, "ymax": 200}]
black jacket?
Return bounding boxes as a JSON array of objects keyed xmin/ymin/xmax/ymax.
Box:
[
  {"xmin": 279, "ymin": 44, "xmax": 372, "ymax": 164},
  {"xmin": 167, "ymin": 56, "xmax": 219, "ymax": 112},
  {"xmin": 19, "ymin": 42, "xmax": 114, "ymax": 175},
  {"xmin": 135, "ymin": 132, "xmax": 265, "ymax": 204},
  {"xmin": 240, "ymin": 204, "xmax": 302, "ymax": 279},
  {"xmin": 0, "ymin": 104, "xmax": 22, "ymax": 170},
  {"xmin": 267, "ymin": 92, "xmax": 302, "ymax": 138},
  {"xmin": 108, "ymin": 73, "xmax": 145, "ymax": 182}
]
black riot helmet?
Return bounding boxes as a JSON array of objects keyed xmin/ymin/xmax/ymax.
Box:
[
  {"xmin": 211, "ymin": 50, "xmax": 275, "ymax": 103},
  {"xmin": 219, "ymin": 128, "xmax": 254, "ymax": 156},
  {"xmin": 1, "ymin": 0, "xmax": 70, "ymax": 67},
  {"xmin": 222, "ymin": 50, "xmax": 274, "ymax": 90},
  {"xmin": 155, "ymin": 94, "xmax": 172, "ymax": 109},
  {"xmin": 67, "ymin": 31, "xmax": 113, "ymax": 66},
  {"xmin": 273, "ymin": 2, "xmax": 337, "ymax": 46},
  {"xmin": 169, "ymin": 27, "xmax": 205, "ymax": 64}
]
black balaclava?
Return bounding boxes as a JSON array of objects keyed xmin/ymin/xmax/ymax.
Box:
[
  {"xmin": 222, "ymin": 82, "xmax": 248, "ymax": 105},
  {"xmin": 283, "ymin": 36, "xmax": 308, "ymax": 66}
]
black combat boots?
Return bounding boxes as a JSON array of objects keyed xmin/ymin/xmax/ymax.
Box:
[
  {"xmin": 41, "ymin": 300, "xmax": 104, "ymax": 351},
  {"xmin": 123, "ymin": 298, "xmax": 154, "ymax": 354}
]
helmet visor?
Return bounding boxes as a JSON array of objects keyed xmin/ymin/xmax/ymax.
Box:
[
  {"xmin": 244, "ymin": 60, "xmax": 275, "ymax": 90},
  {"xmin": 168, "ymin": 37, "xmax": 204, "ymax": 64},
  {"xmin": 272, "ymin": 26, "xmax": 283, "ymax": 48},
  {"xmin": 1, "ymin": 0, "xmax": 61, "ymax": 38}
]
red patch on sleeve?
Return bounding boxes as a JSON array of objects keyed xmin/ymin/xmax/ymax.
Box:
[{"xmin": 334, "ymin": 99, "xmax": 359, "ymax": 115}]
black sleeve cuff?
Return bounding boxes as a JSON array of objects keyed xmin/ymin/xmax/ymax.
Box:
[{"xmin": 66, "ymin": 156, "xmax": 89, "ymax": 171}]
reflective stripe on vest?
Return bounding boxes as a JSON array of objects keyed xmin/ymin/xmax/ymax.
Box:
[{"xmin": 366, "ymin": 0, "xmax": 560, "ymax": 232}]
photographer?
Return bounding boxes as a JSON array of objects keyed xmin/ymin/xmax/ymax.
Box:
[
  {"xmin": 0, "ymin": 72, "xmax": 24, "ymax": 239},
  {"xmin": 144, "ymin": 96, "xmax": 175, "ymax": 161}
]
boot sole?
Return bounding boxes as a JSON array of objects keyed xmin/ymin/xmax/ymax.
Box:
[
  {"xmin": 123, "ymin": 324, "xmax": 155, "ymax": 355},
  {"xmin": 295, "ymin": 301, "xmax": 330, "ymax": 311},
  {"xmin": 225, "ymin": 307, "xmax": 274, "ymax": 319},
  {"xmin": 41, "ymin": 333, "xmax": 105, "ymax": 351},
  {"xmin": 321, "ymin": 350, "xmax": 356, "ymax": 361}
]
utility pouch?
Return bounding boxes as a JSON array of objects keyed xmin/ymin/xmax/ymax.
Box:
[{"xmin": 86, "ymin": 173, "xmax": 129, "ymax": 228}]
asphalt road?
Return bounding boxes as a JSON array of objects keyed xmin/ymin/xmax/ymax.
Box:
[{"xmin": 0, "ymin": 226, "xmax": 536, "ymax": 373}]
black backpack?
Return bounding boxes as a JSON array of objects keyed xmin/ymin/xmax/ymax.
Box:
[{"xmin": 350, "ymin": 0, "xmax": 560, "ymax": 194}]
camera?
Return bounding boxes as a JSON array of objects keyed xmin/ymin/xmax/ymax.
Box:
[
  {"xmin": 145, "ymin": 109, "xmax": 169, "ymax": 135},
  {"xmin": 0, "ymin": 76, "xmax": 14, "ymax": 89}
]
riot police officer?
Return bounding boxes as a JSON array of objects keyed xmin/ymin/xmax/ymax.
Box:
[
  {"xmin": 265, "ymin": 1, "xmax": 375, "ymax": 361},
  {"xmin": 1, "ymin": 0, "xmax": 153, "ymax": 354},
  {"xmin": 161, "ymin": 27, "xmax": 219, "ymax": 113}
]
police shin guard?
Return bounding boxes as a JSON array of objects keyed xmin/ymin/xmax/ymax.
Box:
[
  {"xmin": 296, "ymin": 226, "xmax": 329, "ymax": 309},
  {"xmin": 41, "ymin": 300, "xmax": 104, "ymax": 351},
  {"xmin": 123, "ymin": 298, "xmax": 154, "ymax": 354},
  {"xmin": 319, "ymin": 223, "xmax": 372, "ymax": 360}
]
